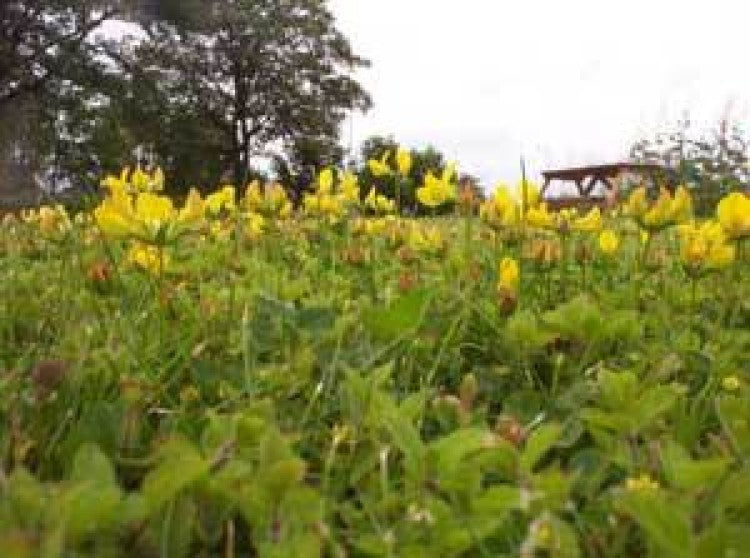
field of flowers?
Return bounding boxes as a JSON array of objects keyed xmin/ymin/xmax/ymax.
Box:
[{"xmin": 1, "ymin": 151, "xmax": 749, "ymax": 557}]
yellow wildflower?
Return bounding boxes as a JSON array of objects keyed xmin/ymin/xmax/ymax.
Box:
[
  {"xmin": 525, "ymin": 204, "xmax": 556, "ymax": 230},
  {"xmin": 518, "ymin": 179, "xmax": 541, "ymax": 209},
  {"xmin": 243, "ymin": 181, "xmax": 264, "ymax": 210},
  {"xmin": 245, "ymin": 212, "xmax": 265, "ymax": 239},
  {"xmin": 368, "ymin": 152, "xmax": 392, "ymax": 177},
  {"xmin": 572, "ymin": 207, "xmax": 602, "ymax": 232},
  {"xmin": 396, "ymin": 147, "xmax": 412, "ymax": 177},
  {"xmin": 340, "ymin": 171, "xmax": 360, "ymax": 204},
  {"xmin": 37, "ymin": 205, "xmax": 71, "ymax": 237},
  {"xmin": 243, "ymin": 181, "xmax": 292, "ymax": 218},
  {"xmin": 100, "ymin": 167, "xmax": 131, "ymax": 194},
  {"xmin": 722, "ymin": 375, "xmax": 741, "ymax": 392},
  {"xmin": 628, "ymin": 186, "xmax": 693, "ymax": 231},
  {"xmin": 318, "ymin": 168, "xmax": 334, "ymax": 195},
  {"xmin": 416, "ymin": 169, "xmax": 456, "ymax": 209},
  {"xmin": 480, "ymin": 184, "xmax": 519, "ymax": 229},
  {"xmin": 625, "ymin": 474, "xmax": 659, "ymax": 492},
  {"xmin": 408, "ymin": 223, "xmax": 444, "ymax": 254},
  {"xmin": 205, "ymin": 185, "xmax": 236, "ymax": 215},
  {"xmin": 94, "ymin": 184, "xmax": 203, "ymax": 244},
  {"xmin": 598, "ymin": 229, "xmax": 620, "ymax": 255},
  {"xmin": 624, "ymin": 186, "xmax": 649, "ymax": 220},
  {"xmin": 717, "ymin": 191, "xmax": 750, "ymax": 240},
  {"xmin": 102, "ymin": 166, "xmax": 164, "ymax": 193},
  {"xmin": 127, "ymin": 242, "xmax": 168, "ymax": 274},
  {"xmin": 498, "ymin": 257, "xmax": 520, "ymax": 292},
  {"xmin": 365, "ymin": 188, "xmax": 396, "ymax": 214},
  {"xmin": 678, "ymin": 220, "xmax": 735, "ymax": 274}
]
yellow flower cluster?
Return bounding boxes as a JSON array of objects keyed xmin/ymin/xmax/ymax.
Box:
[
  {"xmin": 407, "ymin": 223, "xmax": 445, "ymax": 255},
  {"xmin": 127, "ymin": 242, "xmax": 169, "ymax": 274},
  {"xmin": 677, "ymin": 221, "xmax": 735, "ymax": 275},
  {"xmin": 526, "ymin": 204, "xmax": 603, "ymax": 234},
  {"xmin": 625, "ymin": 474, "xmax": 660, "ymax": 492},
  {"xmin": 243, "ymin": 181, "xmax": 292, "ymax": 219},
  {"xmin": 22, "ymin": 205, "xmax": 72, "ymax": 239},
  {"xmin": 480, "ymin": 183, "xmax": 520, "ymax": 230},
  {"xmin": 367, "ymin": 146, "xmax": 412, "ymax": 177},
  {"xmin": 416, "ymin": 164, "xmax": 457, "ymax": 209},
  {"xmin": 716, "ymin": 191, "xmax": 750, "ymax": 240},
  {"xmin": 598, "ymin": 229, "xmax": 620, "ymax": 255},
  {"xmin": 624, "ymin": 185, "xmax": 692, "ymax": 231},
  {"xmin": 205, "ymin": 186, "xmax": 236, "ymax": 216},
  {"xmin": 94, "ymin": 184, "xmax": 204, "ymax": 245},
  {"xmin": 364, "ymin": 188, "xmax": 396, "ymax": 214},
  {"xmin": 101, "ymin": 166, "xmax": 165, "ymax": 194},
  {"xmin": 722, "ymin": 375, "xmax": 741, "ymax": 392},
  {"xmin": 303, "ymin": 168, "xmax": 360, "ymax": 224}
]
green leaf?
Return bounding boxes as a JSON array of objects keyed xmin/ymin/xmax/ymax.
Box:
[
  {"xmin": 616, "ymin": 489, "xmax": 694, "ymax": 558},
  {"xmin": 428, "ymin": 428, "xmax": 488, "ymax": 481},
  {"xmin": 661, "ymin": 441, "xmax": 728, "ymax": 492},
  {"xmin": 381, "ymin": 407, "xmax": 425, "ymax": 490},
  {"xmin": 634, "ymin": 385, "xmax": 678, "ymax": 431},
  {"xmin": 719, "ymin": 469, "xmax": 750, "ymax": 511},
  {"xmin": 717, "ymin": 395, "xmax": 750, "ymax": 456},
  {"xmin": 362, "ymin": 289, "xmax": 431, "ymax": 341},
  {"xmin": 597, "ymin": 369, "xmax": 639, "ymax": 412},
  {"xmin": 521, "ymin": 423, "xmax": 562, "ymax": 475},
  {"xmin": 697, "ymin": 522, "xmax": 750, "ymax": 558},
  {"xmin": 472, "ymin": 484, "xmax": 520, "ymax": 516},
  {"xmin": 69, "ymin": 443, "xmax": 116, "ymax": 486},
  {"xmin": 142, "ymin": 437, "xmax": 209, "ymax": 514},
  {"xmin": 1, "ymin": 468, "xmax": 47, "ymax": 528}
]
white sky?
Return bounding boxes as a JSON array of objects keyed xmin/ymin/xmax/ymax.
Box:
[{"xmin": 330, "ymin": 0, "xmax": 750, "ymax": 187}]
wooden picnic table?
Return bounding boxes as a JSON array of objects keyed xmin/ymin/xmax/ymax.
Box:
[{"xmin": 540, "ymin": 163, "xmax": 675, "ymax": 210}]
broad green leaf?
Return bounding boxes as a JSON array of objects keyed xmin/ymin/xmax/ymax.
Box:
[
  {"xmin": 633, "ymin": 385, "xmax": 678, "ymax": 431},
  {"xmin": 597, "ymin": 369, "xmax": 638, "ymax": 412},
  {"xmin": 616, "ymin": 489, "xmax": 694, "ymax": 558},
  {"xmin": 362, "ymin": 289, "xmax": 431, "ymax": 341},
  {"xmin": 428, "ymin": 427, "xmax": 488, "ymax": 480},
  {"xmin": 69, "ymin": 443, "xmax": 116, "ymax": 486},
  {"xmin": 697, "ymin": 522, "xmax": 750, "ymax": 558},
  {"xmin": 717, "ymin": 395, "xmax": 750, "ymax": 456},
  {"xmin": 661, "ymin": 441, "xmax": 728, "ymax": 492},
  {"xmin": 719, "ymin": 469, "xmax": 750, "ymax": 511},
  {"xmin": 2, "ymin": 468, "xmax": 46, "ymax": 527},
  {"xmin": 521, "ymin": 423, "xmax": 562, "ymax": 475},
  {"xmin": 472, "ymin": 484, "xmax": 520, "ymax": 516}
]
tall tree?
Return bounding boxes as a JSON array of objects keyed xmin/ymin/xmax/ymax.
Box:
[
  {"xmin": 0, "ymin": 0, "xmax": 137, "ymax": 198},
  {"xmin": 118, "ymin": 0, "xmax": 371, "ymax": 190}
]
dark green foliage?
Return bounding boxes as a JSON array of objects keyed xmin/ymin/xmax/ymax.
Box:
[{"xmin": 0, "ymin": 0, "xmax": 370, "ymax": 195}]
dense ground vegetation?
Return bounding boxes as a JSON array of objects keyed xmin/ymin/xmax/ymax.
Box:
[{"xmin": 1, "ymin": 154, "xmax": 749, "ymax": 557}]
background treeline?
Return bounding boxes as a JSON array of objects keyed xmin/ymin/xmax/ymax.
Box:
[{"xmin": 0, "ymin": 0, "xmax": 371, "ymax": 199}]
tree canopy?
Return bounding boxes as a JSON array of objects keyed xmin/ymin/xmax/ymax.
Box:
[
  {"xmin": 631, "ymin": 114, "xmax": 749, "ymax": 214},
  {"xmin": 0, "ymin": 0, "xmax": 371, "ymax": 195}
]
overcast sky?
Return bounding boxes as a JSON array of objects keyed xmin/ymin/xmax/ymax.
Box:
[{"xmin": 329, "ymin": 0, "xmax": 750, "ymax": 187}]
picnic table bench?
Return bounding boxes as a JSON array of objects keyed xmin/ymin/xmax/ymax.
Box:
[{"xmin": 540, "ymin": 163, "xmax": 675, "ymax": 211}]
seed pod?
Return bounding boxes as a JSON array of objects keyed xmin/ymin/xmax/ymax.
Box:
[
  {"xmin": 459, "ymin": 373, "xmax": 479, "ymax": 411},
  {"xmin": 496, "ymin": 414, "xmax": 525, "ymax": 446},
  {"xmin": 497, "ymin": 286, "xmax": 518, "ymax": 315},
  {"xmin": 398, "ymin": 269, "xmax": 418, "ymax": 293},
  {"xmin": 31, "ymin": 359, "xmax": 68, "ymax": 396}
]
